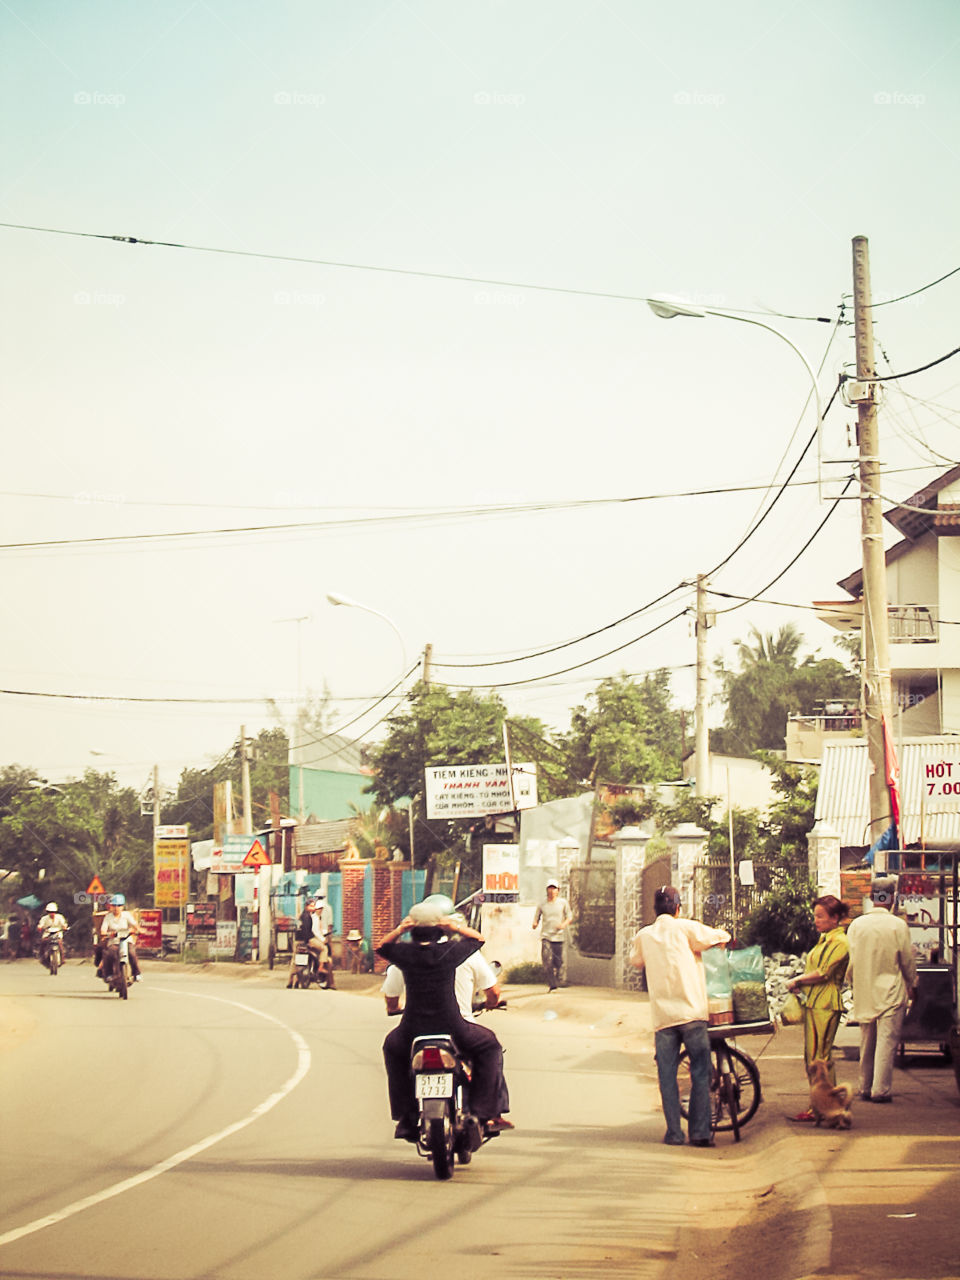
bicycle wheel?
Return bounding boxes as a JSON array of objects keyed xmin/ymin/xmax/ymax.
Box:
[{"xmin": 678, "ymin": 1043, "xmax": 761, "ymax": 1132}]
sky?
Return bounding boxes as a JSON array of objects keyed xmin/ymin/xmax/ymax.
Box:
[{"xmin": 2, "ymin": 0, "xmax": 959, "ymax": 801}]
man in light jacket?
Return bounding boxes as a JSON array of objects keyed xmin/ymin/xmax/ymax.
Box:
[
  {"xmin": 846, "ymin": 875, "xmax": 918, "ymax": 1103},
  {"xmin": 630, "ymin": 885, "xmax": 729, "ymax": 1148}
]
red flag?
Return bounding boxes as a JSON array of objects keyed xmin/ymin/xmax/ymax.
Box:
[{"xmin": 882, "ymin": 717, "xmax": 901, "ymax": 830}]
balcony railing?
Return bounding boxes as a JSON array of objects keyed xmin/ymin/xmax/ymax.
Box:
[{"xmin": 889, "ymin": 605, "xmax": 937, "ymax": 642}]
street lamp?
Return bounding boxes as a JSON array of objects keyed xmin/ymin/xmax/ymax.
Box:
[
  {"xmin": 648, "ymin": 295, "xmax": 825, "ymax": 801},
  {"xmin": 326, "ymin": 592, "xmax": 408, "ymax": 678}
]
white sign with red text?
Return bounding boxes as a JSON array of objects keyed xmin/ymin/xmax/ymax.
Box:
[{"xmin": 424, "ymin": 763, "xmax": 537, "ymax": 820}]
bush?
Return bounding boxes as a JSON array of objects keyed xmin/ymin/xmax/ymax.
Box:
[
  {"xmin": 503, "ymin": 961, "xmax": 547, "ymax": 984},
  {"xmin": 739, "ymin": 875, "xmax": 818, "ymax": 955}
]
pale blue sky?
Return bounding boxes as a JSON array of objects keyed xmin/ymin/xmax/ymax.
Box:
[{"xmin": 2, "ymin": 0, "xmax": 959, "ymax": 790}]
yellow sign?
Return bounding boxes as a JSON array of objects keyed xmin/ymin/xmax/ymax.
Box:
[
  {"xmin": 155, "ymin": 838, "xmax": 190, "ymax": 908},
  {"xmin": 87, "ymin": 875, "xmax": 106, "ymax": 896},
  {"xmin": 242, "ymin": 839, "xmax": 270, "ymax": 868}
]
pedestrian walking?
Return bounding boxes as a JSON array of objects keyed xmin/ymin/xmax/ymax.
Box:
[
  {"xmin": 630, "ymin": 884, "xmax": 730, "ymax": 1148},
  {"xmin": 846, "ymin": 875, "xmax": 918, "ymax": 1104},
  {"xmin": 785, "ymin": 894, "xmax": 850, "ymax": 1119},
  {"xmin": 532, "ymin": 879, "xmax": 572, "ymax": 990}
]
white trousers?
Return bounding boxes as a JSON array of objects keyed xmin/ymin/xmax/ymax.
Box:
[{"xmin": 859, "ymin": 1002, "xmax": 906, "ymax": 1099}]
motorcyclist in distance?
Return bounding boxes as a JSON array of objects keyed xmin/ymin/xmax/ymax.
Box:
[
  {"xmin": 37, "ymin": 903, "xmax": 68, "ymax": 969},
  {"xmin": 99, "ymin": 895, "xmax": 142, "ymax": 983},
  {"xmin": 377, "ymin": 897, "xmax": 513, "ymax": 1141}
]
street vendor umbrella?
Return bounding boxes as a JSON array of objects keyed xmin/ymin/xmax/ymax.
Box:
[{"xmin": 16, "ymin": 894, "xmax": 42, "ymax": 910}]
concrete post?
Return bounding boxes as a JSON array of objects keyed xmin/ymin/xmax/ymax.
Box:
[
  {"xmin": 665, "ymin": 823, "xmax": 708, "ymax": 918},
  {"xmin": 612, "ymin": 826, "xmax": 651, "ymax": 990},
  {"xmin": 807, "ymin": 820, "xmax": 841, "ymax": 897}
]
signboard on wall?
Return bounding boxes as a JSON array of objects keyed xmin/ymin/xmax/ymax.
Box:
[
  {"xmin": 137, "ymin": 908, "xmax": 163, "ymax": 951},
  {"xmin": 155, "ymin": 838, "xmax": 190, "ymax": 908},
  {"xmin": 424, "ymin": 763, "xmax": 537, "ymax": 820},
  {"xmin": 482, "ymin": 845, "xmax": 520, "ymax": 903}
]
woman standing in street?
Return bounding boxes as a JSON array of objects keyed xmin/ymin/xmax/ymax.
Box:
[{"xmin": 786, "ymin": 894, "xmax": 850, "ymax": 1119}]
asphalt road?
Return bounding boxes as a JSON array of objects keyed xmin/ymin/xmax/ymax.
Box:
[{"xmin": 0, "ymin": 960, "xmax": 711, "ymax": 1280}]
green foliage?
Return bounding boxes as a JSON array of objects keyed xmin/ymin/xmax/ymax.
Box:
[
  {"xmin": 754, "ymin": 753, "xmax": 819, "ymax": 863},
  {"xmin": 713, "ymin": 624, "xmax": 859, "ymax": 755},
  {"xmin": 503, "ymin": 961, "xmax": 547, "ymax": 984},
  {"xmin": 739, "ymin": 874, "xmax": 818, "ymax": 954},
  {"xmin": 560, "ymin": 671, "xmax": 682, "ymax": 787}
]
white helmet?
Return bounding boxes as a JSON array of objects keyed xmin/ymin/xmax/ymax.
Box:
[{"xmin": 46, "ymin": 902, "xmax": 58, "ymax": 913}]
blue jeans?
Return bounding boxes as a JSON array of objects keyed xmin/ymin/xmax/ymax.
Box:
[{"xmin": 654, "ymin": 1020, "xmax": 712, "ymax": 1144}]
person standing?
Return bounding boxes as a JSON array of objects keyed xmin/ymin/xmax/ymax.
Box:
[
  {"xmin": 846, "ymin": 875, "xmax": 918, "ymax": 1104},
  {"xmin": 630, "ymin": 885, "xmax": 730, "ymax": 1148},
  {"xmin": 784, "ymin": 895, "xmax": 850, "ymax": 1119},
  {"xmin": 532, "ymin": 879, "xmax": 572, "ymax": 990}
]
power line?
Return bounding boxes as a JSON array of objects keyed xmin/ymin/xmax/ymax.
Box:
[
  {"xmin": 0, "ymin": 219, "xmax": 834, "ymax": 322},
  {"xmin": 868, "ymin": 265, "xmax": 960, "ymax": 307}
]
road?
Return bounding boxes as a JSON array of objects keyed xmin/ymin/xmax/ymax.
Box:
[{"xmin": 0, "ymin": 960, "xmax": 717, "ymax": 1280}]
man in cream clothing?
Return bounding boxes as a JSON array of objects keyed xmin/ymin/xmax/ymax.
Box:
[
  {"xmin": 846, "ymin": 875, "xmax": 918, "ymax": 1103},
  {"xmin": 630, "ymin": 885, "xmax": 729, "ymax": 1147}
]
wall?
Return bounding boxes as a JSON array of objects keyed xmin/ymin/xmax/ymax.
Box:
[{"xmin": 289, "ymin": 766, "xmax": 372, "ymax": 822}]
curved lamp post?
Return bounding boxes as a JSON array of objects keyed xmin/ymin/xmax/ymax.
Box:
[
  {"xmin": 648, "ymin": 294, "xmax": 825, "ymax": 804},
  {"xmin": 326, "ymin": 592, "xmax": 408, "ymax": 681},
  {"xmin": 646, "ymin": 295, "xmax": 824, "ymax": 439}
]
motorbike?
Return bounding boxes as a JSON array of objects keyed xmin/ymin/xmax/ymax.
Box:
[
  {"xmin": 289, "ymin": 940, "xmax": 332, "ymax": 989},
  {"xmin": 409, "ymin": 1032, "xmax": 501, "ymax": 1179},
  {"xmin": 102, "ymin": 932, "xmax": 134, "ymax": 999},
  {"xmin": 40, "ymin": 927, "xmax": 66, "ymax": 976}
]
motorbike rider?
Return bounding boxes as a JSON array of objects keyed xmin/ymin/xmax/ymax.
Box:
[
  {"xmin": 287, "ymin": 897, "xmax": 331, "ymax": 988},
  {"xmin": 98, "ymin": 895, "xmax": 142, "ymax": 983},
  {"xmin": 37, "ymin": 902, "xmax": 68, "ymax": 969},
  {"xmin": 377, "ymin": 897, "xmax": 512, "ymax": 1141}
]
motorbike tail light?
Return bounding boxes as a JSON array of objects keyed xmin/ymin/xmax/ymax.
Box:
[{"xmin": 412, "ymin": 1045, "xmax": 457, "ymax": 1071}]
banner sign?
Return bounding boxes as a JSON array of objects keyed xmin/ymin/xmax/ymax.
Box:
[
  {"xmin": 482, "ymin": 844, "xmax": 520, "ymax": 903},
  {"xmin": 186, "ymin": 902, "xmax": 217, "ymax": 938},
  {"xmin": 424, "ymin": 762, "xmax": 537, "ymax": 820},
  {"xmin": 155, "ymin": 839, "xmax": 190, "ymax": 907},
  {"xmin": 137, "ymin": 908, "xmax": 163, "ymax": 951}
]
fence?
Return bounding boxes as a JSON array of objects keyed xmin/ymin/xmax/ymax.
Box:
[
  {"xmin": 568, "ymin": 863, "xmax": 616, "ymax": 957},
  {"xmin": 693, "ymin": 856, "xmax": 811, "ymax": 935}
]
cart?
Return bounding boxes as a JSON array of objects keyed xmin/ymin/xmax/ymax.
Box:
[
  {"xmin": 896, "ymin": 962, "xmax": 958, "ymax": 1065},
  {"xmin": 677, "ymin": 1020, "xmax": 774, "ymax": 1142}
]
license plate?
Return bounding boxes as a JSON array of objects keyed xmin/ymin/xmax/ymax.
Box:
[
  {"xmin": 294, "ymin": 954, "xmax": 310, "ymax": 966},
  {"xmin": 415, "ymin": 1072, "xmax": 453, "ymax": 1099}
]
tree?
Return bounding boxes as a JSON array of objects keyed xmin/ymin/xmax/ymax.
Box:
[
  {"xmin": 560, "ymin": 671, "xmax": 683, "ymax": 787},
  {"xmin": 364, "ymin": 683, "xmax": 555, "ymax": 884},
  {"xmin": 163, "ymin": 727, "xmax": 290, "ymax": 840},
  {"xmin": 713, "ymin": 625, "xmax": 858, "ymax": 755}
]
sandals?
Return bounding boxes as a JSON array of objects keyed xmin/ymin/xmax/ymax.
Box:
[{"xmin": 788, "ymin": 1110, "xmax": 815, "ymax": 1122}]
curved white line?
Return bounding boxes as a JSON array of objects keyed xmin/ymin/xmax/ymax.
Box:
[{"xmin": 0, "ymin": 987, "xmax": 312, "ymax": 1248}]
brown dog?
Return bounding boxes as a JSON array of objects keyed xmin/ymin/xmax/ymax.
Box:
[{"xmin": 807, "ymin": 1059, "xmax": 853, "ymax": 1128}]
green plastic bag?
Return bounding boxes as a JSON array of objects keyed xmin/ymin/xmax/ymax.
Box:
[{"xmin": 702, "ymin": 948, "xmax": 732, "ymax": 999}]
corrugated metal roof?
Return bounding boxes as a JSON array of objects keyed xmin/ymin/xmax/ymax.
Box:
[{"xmin": 816, "ymin": 737, "xmax": 960, "ymax": 846}]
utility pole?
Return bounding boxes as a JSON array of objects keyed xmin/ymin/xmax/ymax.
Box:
[
  {"xmin": 422, "ymin": 642, "xmax": 433, "ymax": 688},
  {"xmin": 695, "ymin": 575, "xmax": 711, "ymax": 797},
  {"xmin": 240, "ymin": 725, "xmax": 253, "ymax": 833},
  {"xmin": 852, "ymin": 235, "xmax": 895, "ymax": 868}
]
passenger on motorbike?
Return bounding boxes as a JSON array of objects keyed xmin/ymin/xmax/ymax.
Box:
[
  {"xmin": 98, "ymin": 895, "xmax": 142, "ymax": 983},
  {"xmin": 37, "ymin": 903, "xmax": 68, "ymax": 969},
  {"xmin": 378, "ymin": 898, "xmax": 512, "ymax": 1141},
  {"xmin": 286, "ymin": 897, "xmax": 331, "ymax": 988}
]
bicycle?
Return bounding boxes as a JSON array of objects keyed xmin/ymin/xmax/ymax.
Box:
[{"xmin": 677, "ymin": 1024, "xmax": 767, "ymax": 1142}]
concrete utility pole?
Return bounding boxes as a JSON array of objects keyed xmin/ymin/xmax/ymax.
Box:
[
  {"xmin": 852, "ymin": 235, "xmax": 895, "ymax": 866},
  {"xmin": 240, "ymin": 725, "xmax": 253, "ymax": 833},
  {"xmin": 422, "ymin": 642, "xmax": 433, "ymax": 688},
  {"xmin": 695, "ymin": 575, "xmax": 711, "ymax": 797}
]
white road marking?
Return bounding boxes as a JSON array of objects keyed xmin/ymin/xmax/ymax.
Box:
[{"xmin": 0, "ymin": 988, "xmax": 312, "ymax": 1248}]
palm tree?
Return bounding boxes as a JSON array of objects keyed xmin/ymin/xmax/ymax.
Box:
[{"xmin": 734, "ymin": 623, "xmax": 804, "ymax": 670}]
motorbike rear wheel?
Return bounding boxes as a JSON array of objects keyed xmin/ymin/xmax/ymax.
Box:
[{"xmin": 428, "ymin": 1114, "xmax": 454, "ymax": 1180}]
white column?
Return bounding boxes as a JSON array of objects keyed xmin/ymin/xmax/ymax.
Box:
[
  {"xmin": 665, "ymin": 823, "xmax": 708, "ymax": 919},
  {"xmin": 612, "ymin": 826, "xmax": 651, "ymax": 991},
  {"xmin": 806, "ymin": 820, "xmax": 841, "ymax": 897}
]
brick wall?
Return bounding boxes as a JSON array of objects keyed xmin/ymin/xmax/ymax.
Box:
[
  {"xmin": 841, "ymin": 869, "xmax": 874, "ymax": 919},
  {"xmin": 340, "ymin": 860, "xmax": 367, "ymax": 939}
]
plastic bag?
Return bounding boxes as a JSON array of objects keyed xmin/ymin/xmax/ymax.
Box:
[
  {"xmin": 729, "ymin": 945, "xmax": 769, "ymax": 1022},
  {"xmin": 728, "ymin": 944, "xmax": 764, "ymax": 987},
  {"xmin": 780, "ymin": 991, "xmax": 805, "ymax": 1025},
  {"xmin": 702, "ymin": 948, "xmax": 732, "ymax": 999}
]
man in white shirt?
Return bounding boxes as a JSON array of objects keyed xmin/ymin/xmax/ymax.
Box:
[
  {"xmin": 630, "ymin": 885, "xmax": 729, "ymax": 1148},
  {"xmin": 37, "ymin": 903, "xmax": 68, "ymax": 969},
  {"xmin": 846, "ymin": 875, "xmax": 918, "ymax": 1103},
  {"xmin": 532, "ymin": 880, "xmax": 572, "ymax": 990},
  {"xmin": 99, "ymin": 895, "xmax": 142, "ymax": 982}
]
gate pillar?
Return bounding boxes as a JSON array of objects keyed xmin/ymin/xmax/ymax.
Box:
[{"xmin": 612, "ymin": 826, "xmax": 651, "ymax": 990}]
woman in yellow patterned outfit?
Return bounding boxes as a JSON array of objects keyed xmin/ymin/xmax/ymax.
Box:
[{"xmin": 786, "ymin": 895, "xmax": 849, "ymax": 1118}]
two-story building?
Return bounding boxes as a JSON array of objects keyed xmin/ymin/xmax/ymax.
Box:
[{"xmin": 813, "ymin": 463, "xmax": 960, "ymax": 739}]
